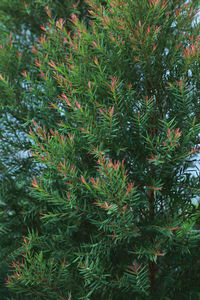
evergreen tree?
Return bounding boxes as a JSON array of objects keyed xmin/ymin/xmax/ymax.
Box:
[
  {"xmin": 4, "ymin": 0, "xmax": 200, "ymax": 299},
  {"xmin": 0, "ymin": 1, "xmax": 88, "ymax": 298}
]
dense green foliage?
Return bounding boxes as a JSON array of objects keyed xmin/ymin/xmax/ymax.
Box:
[
  {"xmin": 0, "ymin": 1, "xmax": 88, "ymax": 299},
  {"xmin": 0, "ymin": 0, "xmax": 200, "ymax": 299}
]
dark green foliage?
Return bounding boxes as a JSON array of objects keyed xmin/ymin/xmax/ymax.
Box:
[
  {"xmin": 0, "ymin": 1, "xmax": 89, "ymax": 298},
  {"xmin": 1, "ymin": 0, "xmax": 200, "ymax": 299}
]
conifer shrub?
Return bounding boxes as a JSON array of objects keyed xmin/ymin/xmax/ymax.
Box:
[{"xmin": 4, "ymin": 0, "xmax": 200, "ymax": 299}]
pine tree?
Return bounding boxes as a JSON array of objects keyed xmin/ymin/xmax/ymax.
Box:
[{"xmin": 4, "ymin": 0, "xmax": 200, "ymax": 299}]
